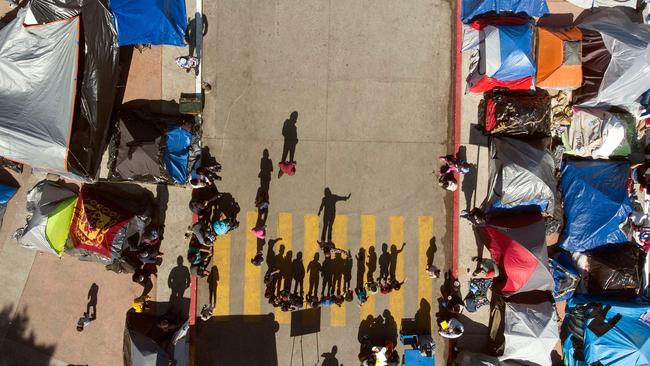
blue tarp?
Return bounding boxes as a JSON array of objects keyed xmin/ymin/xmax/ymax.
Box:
[
  {"xmin": 563, "ymin": 295, "xmax": 650, "ymax": 366},
  {"xmin": 461, "ymin": 0, "xmax": 550, "ymax": 24},
  {"xmin": 559, "ymin": 160, "xmax": 632, "ymax": 252},
  {"xmin": 164, "ymin": 127, "xmax": 192, "ymax": 184},
  {"xmin": 110, "ymin": 0, "xmax": 187, "ymax": 46},
  {"xmin": 0, "ymin": 183, "xmax": 17, "ymax": 205},
  {"xmin": 490, "ymin": 23, "xmax": 536, "ymax": 82}
]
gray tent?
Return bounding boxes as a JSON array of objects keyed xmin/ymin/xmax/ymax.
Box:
[
  {"xmin": 123, "ymin": 311, "xmax": 188, "ymax": 366},
  {"xmin": 0, "ymin": 10, "xmax": 79, "ymax": 175},
  {"xmin": 485, "ymin": 137, "xmax": 556, "ymax": 215},
  {"xmin": 488, "ymin": 294, "xmax": 560, "ymax": 366},
  {"xmin": 14, "ymin": 180, "xmax": 77, "ymax": 255},
  {"xmin": 574, "ymin": 8, "xmax": 650, "ymax": 111},
  {"xmin": 0, "ymin": 0, "xmax": 119, "ymax": 180}
]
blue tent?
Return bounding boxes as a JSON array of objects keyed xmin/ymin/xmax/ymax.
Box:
[
  {"xmin": 461, "ymin": 0, "xmax": 549, "ymax": 24},
  {"xmin": 164, "ymin": 127, "xmax": 193, "ymax": 184},
  {"xmin": 110, "ymin": 0, "xmax": 187, "ymax": 46},
  {"xmin": 563, "ymin": 295, "xmax": 650, "ymax": 366},
  {"xmin": 559, "ymin": 160, "xmax": 632, "ymax": 252}
]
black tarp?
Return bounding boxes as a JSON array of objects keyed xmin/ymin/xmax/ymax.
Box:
[
  {"xmin": 572, "ymin": 29, "xmax": 609, "ymax": 106},
  {"xmin": 478, "ymin": 90, "xmax": 551, "ymax": 137},
  {"xmin": 585, "ymin": 244, "xmax": 642, "ymax": 293},
  {"xmin": 107, "ymin": 109, "xmax": 201, "ymax": 184},
  {"xmin": 29, "ymin": 0, "xmax": 119, "ymax": 180}
]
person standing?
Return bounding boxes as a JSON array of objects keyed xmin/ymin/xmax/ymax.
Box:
[{"xmin": 318, "ymin": 188, "xmax": 351, "ymax": 243}]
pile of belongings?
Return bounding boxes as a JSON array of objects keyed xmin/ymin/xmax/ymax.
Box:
[
  {"xmin": 15, "ymin": 180, "xmax": 157, "ymax": 269},
  {"xmin": 478, "ymin": 90, "xmax": 551, "ymax": 136},
  {"xmin": 561, "ymin": 110, "xmax": 636, "ymax": 159},
  {"xmin": 107, "ymin": 108, "xmax": 201, "ymax": 184},
  {"xmin": 464, "ymin": 278, "xmax": 492, "ymax": 312}
]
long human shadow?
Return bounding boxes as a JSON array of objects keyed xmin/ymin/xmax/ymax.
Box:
[
  {"xmin": 426, "ymin": 237, "xmax": 437, "ymax": 267},
  {"xmin": 388, "ymin": 243, "xmax": 406, "ymax": 281},
  {"xmin": 355, "ymin": 248, "xmax": 366, "ymax": 289},
  {"xmin": 318, "ymin": 188, "xmax": 350, "ymax": 243},
  {"xmin": 331, "ymin": 252, "xmax": 344, "ymax": 295},
  {"xmin": 168, "ymin": 256, "xmax": 191, "ymax": 319},
  {"xmin": 414, "ymin": 298, "xmax": 433, "ymax": 335},
  {"xmin": 366, "ymin": 245, "xmax": 377, "ymax": 282},
  {"xmin": 458, "ymin": 145, "xmax": 479, "ymax": 212},
  {"xmin": 255, "ymin": 149, "xmax": 272, "ymax": 253},
  {"xmin": 207, "ymin": 265, "xmax": 219, "ymax": 306},
  {"xmin": 320, "ymin": 255, "xmax": 333, "ymax": 297},
  {"xmin": 186, "ymin": 13, "xmax": 208, "ymax": 59},
  {"xmin": 306, "ymin": 253, "xmax": 321, "ymax": 299},
  {"xmin": 86, "ymin": 283, "xmax": 99, "ymax": 319},
  {"xmin": 378, "ymin": 243, "xmax": 389, "ymax": 281},
  {"xmin": 292, "ymin": 251, "xmax": 305, "ymax": 295},
  {"xmin": 343, "ymin": 253, "xmax": 353, "ymax": 291},
  {"xmin": 280, "ymin": 111, "xmax": 299, "ymax": 164}
]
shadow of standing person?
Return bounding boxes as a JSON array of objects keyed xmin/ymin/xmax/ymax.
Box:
[
  {"xmin": 86, "ymin": 283, "xmax": 98, "ymax": 320},
  {"xmin": 389, "ymin": 242, "xmax": 406, "ymax": 281},
  {"xmin": 366, "ymin": 246, "xmax": 377, "ymax": 282},
  {"xmin": 414, "ymin": 298, "xmax": 433, "ymax": 335},
  {"xmin": 259, "ymin": 149, "xmax": 273, "ymax": 192},
  {"xmin": 321, "ymin": 345, "xmax": 340, "ymax": 366},
  {"xmin": 382, "ymin": 309, "xmax": 398, "ymax": 345},
  {"xmin": 168, "ymin": 256, "xmax": 191, "ymax": 313},
  {"xmin": 343, "ymin": 253, "xmax": 353, "ymax": 291},
  {"xmin": 307, "ymin": 253, "xmax": 321, "ymax": 299},
  {"xmin": 292, "ymin": 252, "xmax": 305, "ymax": 295},
  {"xmin": 355, "ymin": 248, "xmax": 366, "ymax": 289},
  {"xmin": 207, "ymin": 265, "xmax": 219, "ymax": 306},
  {"xmin": 186, "ymin": 13, "xmax": 208, "ymax": 58},
  {"xmin": 426, "ymin": 237, "xmax": 437, "ymax": 267},
  {"xmin": 378, "ymin": 243, "xmax": 389, "ymax": 282},
  {"xmin": 280, "ymin": 111, "xmax": 298, "ymax": 164},
  {"xmin": 318, "ymin": 188, "xmax": 351, "ymax": 243}
]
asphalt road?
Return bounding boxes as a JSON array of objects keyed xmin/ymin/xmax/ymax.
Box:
[{"xmin": 199, "ymin": 1, "xmax": 455, "ymax": 365}]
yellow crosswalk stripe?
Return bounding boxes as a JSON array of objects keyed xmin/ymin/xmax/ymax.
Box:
[
  {"xmin": 418, "ymin": 216, "xmax": 433, "ymax": 305},
  {"xmin": 244, "ymin": 211, "xmax": 261, "ymax": 315},
  {"xmin": 360, "ymin": 215, "xmax": 376, "ymax": 321},
  {"xmin": 331, "ymin": 215, "xmax": 348, "ymax": 327},
  {"xmin": 303, "ymin": 214, "xmax": 319, "ymax": 299},
  {"xmin": 389, "ymin": 216, "xmax": 404, "ymax": 322},
  {"xmin": 275, "ymin": 212, "xmax": 292, "ymax": 324},
  {"xmin": 213, "ymin": 234, "xmax": 231, "ymax": 316}
]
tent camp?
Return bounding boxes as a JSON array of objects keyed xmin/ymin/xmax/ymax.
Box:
[
  {"xmin": 67, "ymin": 183, "xmax": 154, "ymax": 265},
  {"xmin": 0, "ymin": 0, "xmax": 119, "ymax": 181},
  {"xmin": 573, "ymin": 8, "xmax": 650, "ymax": 111},
  {"xmin": 479, "ymin": 90, "xmax": 551, "ymax": 137},
  {"xmin": 485, "ymin": 137, "xmax": 556, "ymax": 215},
  {"xmin": 480, "ymin": 213, "xmax": 554, "ymax": 296},
  {"xmin": 14, "ymin": 180, "xmax": 77, "ymax": 255},
  {"xmin": 562, "ymin": 109, "xmax": 636, "ymax": 159},
  {"xmin": 467, "ymin": 20, "xmax": 536, "ymax": 93},
  {"xmin": 110, "ymin": 0, "xmax": 187, "ymax": 46},
  {"xmin": 461, "ymin": 0, "xmax": 549, "ymax": 24},
  {"xmin": 563, "ymin": 295, "xmax": 649, "ymax": 366},
  {"xmin": 559, "ymin": 160, "xmax": 632, "ymax": 252},
  {"xmin": 488, "ymin": 293, "xmax": 560, "ymax": 366},
  {"xmin": 536, "ymin": 27, "xmax": 582, "ymax": 90},
  {"xmin": 107, "ymin": 109, "xmax": 201, "ymax": 184},
  {"xmin": 123, "ymin": 310, "xmax": 189, "ymax": 366}
]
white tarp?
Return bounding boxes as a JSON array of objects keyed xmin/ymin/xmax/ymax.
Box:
[
  {"xmin": 577, "ymin": 8, "xmax": 650, "ymax": 111},
  {"xmin": 0, "ymin": 10, "xmax": 79, "ymax": 173}
]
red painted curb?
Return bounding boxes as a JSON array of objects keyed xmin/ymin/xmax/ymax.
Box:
[{"xmin": 452, "ymin": 0, "xmax": 463, "ymax": 280}]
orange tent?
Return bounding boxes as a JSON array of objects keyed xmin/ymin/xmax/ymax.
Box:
[{"xmin": 536, "ymin": 27, "xmax": 582, "ymax": 90}]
